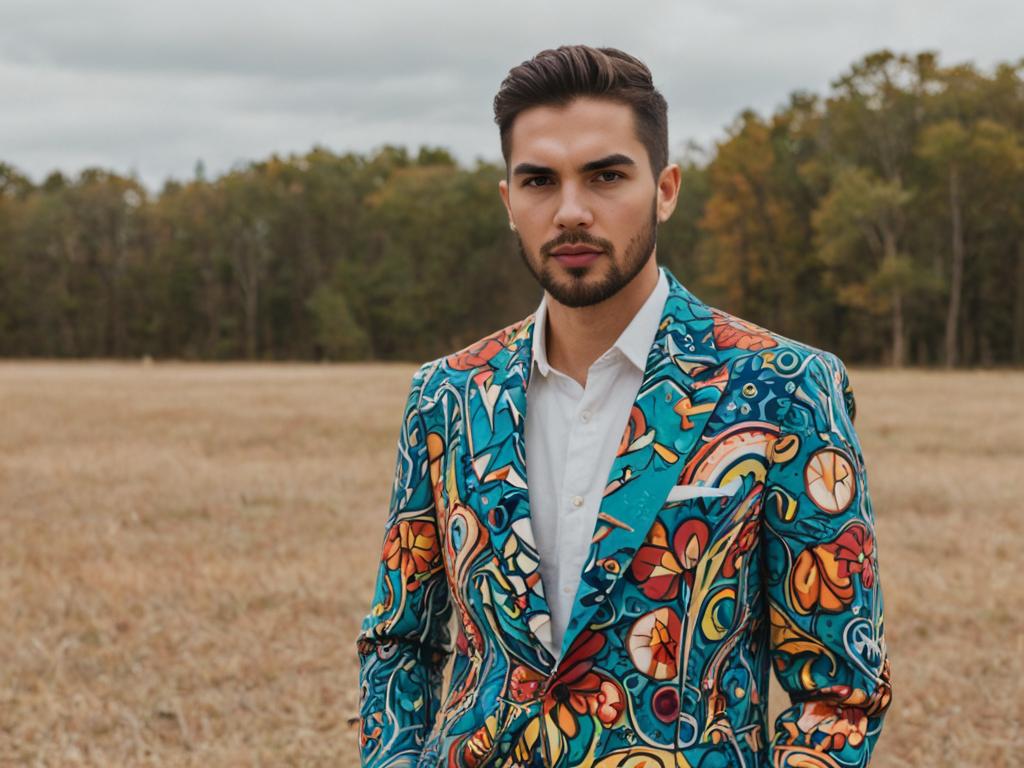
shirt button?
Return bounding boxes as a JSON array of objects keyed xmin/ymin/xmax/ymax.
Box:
[
  {"xmin": 580, "ymin": 409, "xmax": 591, "ymax": 422},
  {"xmin": 563, "ymin": 586, "xmax": 573, "ymax": 594},
  {"xmin": 571, "ymin": 495, "xmax": 584, "ymax": 507}
]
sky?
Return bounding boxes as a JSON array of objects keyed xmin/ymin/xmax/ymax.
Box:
[{"xmin": 1, "ymin": 0, "xmax": 1021, "ymax": 194}]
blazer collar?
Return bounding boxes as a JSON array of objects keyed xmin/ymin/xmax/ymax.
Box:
[{"xmin": 468, "ymin": 264, "xmax": 728, "ymax": 673}]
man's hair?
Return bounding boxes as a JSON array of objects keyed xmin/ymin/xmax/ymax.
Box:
[{"xmin": 493, "ymin": 45, "xmax": 669, "ymax": 180}]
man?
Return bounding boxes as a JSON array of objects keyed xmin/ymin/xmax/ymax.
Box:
[{"xmin": 356, "ymin": 45, "xmax": 892, "ymax": 768}]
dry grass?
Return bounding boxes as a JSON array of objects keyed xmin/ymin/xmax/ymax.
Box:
[{"xmin": 0, "ymin": 360, "xmax": 1021, "ymax": 766}]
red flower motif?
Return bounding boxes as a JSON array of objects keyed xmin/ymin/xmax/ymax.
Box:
[
  {"xmin": 382, "ymin": 519, "xmax": 441, "ymax": 591},
  {"xmin": 792, "ymin": 521, "xmax": 875, "ymax": 613},
  {"xmin": 630, "ymin": 518, "xmax": 709, "ymax": 601},
  {"xmin": 828, "ymin": 522, "xmax": 875, "ymax": 588},
  {"xmin": 542, "ymin": 631, "xmax": 625, "ymax": 737},
  {"xmin": 712, "ymin": 311, "xmax": 778, "ymax": 351},
  {"xmin": 446, "ymin": 337, "xmax": 506, "ymax": 370},
  {"xmin": 509, "ymin": 664, "xmax": 544, "ymax": 703},
  {"xmin": 446, "ymin": 321, "xmax": 523, "ymax": 371}
]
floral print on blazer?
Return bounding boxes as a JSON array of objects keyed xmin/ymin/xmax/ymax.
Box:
[{"xmin": 356, "ymin": 265, "xmax": 893, "ymax": 768}]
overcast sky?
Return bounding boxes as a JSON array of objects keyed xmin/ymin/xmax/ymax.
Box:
[{"xmin": 2, "ymin": 0, "xmax": 1021, "ymax": 193}]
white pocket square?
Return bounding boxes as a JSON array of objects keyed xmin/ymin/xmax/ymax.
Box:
[{"xmin": 666, "ymin": 479, "xmax": 742, "ymax": 502}]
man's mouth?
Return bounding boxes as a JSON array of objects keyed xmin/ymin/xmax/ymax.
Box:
[
  {"xmin": 553, "ymin": 251, "xmax": 602, "ymax": 267},
  {"xmin": 551, "ymin": 245, "xmax": 603, "ymax": 267}
]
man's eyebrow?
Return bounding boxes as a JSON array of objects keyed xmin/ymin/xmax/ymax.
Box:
[{"xmin": 511, "ymin": 153, "xmax": 637, "ymax": 176}]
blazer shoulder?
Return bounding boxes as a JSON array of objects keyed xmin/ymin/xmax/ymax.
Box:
[
  {"xmin": 706, "ymin": 305, "xmax": 854, "ymax": 423},
  {"xmin": 707, "ymin": 304, "xmax": 846, "ymax": 370},
  {"xmin": 405, "ymin": 313, "xmax": 536, "ymax": 427},
  {"xmin": 433, "ymin": 313, "xmax": 536, "ymax": 378}
]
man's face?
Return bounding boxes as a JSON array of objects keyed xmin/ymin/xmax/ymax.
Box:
[{"xmin": 498, "ymin": 96, "xmax": 679, "ymax": 308}]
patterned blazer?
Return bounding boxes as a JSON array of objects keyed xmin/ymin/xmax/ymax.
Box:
[{"xmin": 356, "ymin": 265, "xmax": 893, "ymax": 768}]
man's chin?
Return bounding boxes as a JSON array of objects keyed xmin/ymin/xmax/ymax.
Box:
[
  {"xmin": 542, "ymin": 272, "xmax": 621, "ymax": 308},
  {"xmin": 518, "ymin": 242, "xmax": 623, "ymax": 307}
]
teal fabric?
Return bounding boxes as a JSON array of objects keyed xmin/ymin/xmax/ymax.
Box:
[{"xmin": 356, "ymin": 265, "xmax": 892, "ymax": 768}]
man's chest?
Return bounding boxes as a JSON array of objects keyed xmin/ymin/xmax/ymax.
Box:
[{"xmin": 524, "ymin": 360, "xmax": 647, "ymax": 652}]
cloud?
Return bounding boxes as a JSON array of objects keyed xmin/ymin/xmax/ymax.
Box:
[{"xmin": 1, "ymin": 0, "xmax": 1020, "ymax": 193}]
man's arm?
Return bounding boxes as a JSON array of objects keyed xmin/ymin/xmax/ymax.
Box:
[
  {"xmin": 356, "ymin": 360, "xmax": 453, "ymax": 768},
  {"xmin": 761, "ymin": 352, "xmax": 893, "ymax": 765}
]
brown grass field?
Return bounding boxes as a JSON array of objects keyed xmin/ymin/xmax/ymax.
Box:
[{"xmin": 1, "ymin": 360, "xmax": 1021, "ymax": 766}]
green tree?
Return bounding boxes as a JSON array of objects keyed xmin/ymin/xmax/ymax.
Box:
[{"xmin": 812, "ymin": 166, "xmax": 917, "ymax": 365}]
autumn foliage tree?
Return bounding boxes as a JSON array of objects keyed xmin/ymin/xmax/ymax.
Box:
[{"xmin": 1, "ymin": 49, "xmax": 1022, "ymax": 367}]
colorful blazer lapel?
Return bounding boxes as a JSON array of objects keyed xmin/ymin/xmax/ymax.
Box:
[{"xmin": 465, "ymin": 266, "xmax": 730, "ymax": 671}]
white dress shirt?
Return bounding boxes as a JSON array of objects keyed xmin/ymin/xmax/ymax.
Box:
[{"xmin": 524, "ymin": 267, "xmax": 669, "ymax": 659}]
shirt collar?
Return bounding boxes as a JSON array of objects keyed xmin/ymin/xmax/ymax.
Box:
[{"xmin": 531, "ymin": 266, "xmax": 669, "ymax": 379}]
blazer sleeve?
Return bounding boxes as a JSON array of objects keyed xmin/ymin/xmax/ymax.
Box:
[
  {"xmin": 356, "ymin": 360, "xmax": 453, "ymax": 768},
  {"xmin": 761, "ymin": 352, "xmax": 893, "ymax": 765}
]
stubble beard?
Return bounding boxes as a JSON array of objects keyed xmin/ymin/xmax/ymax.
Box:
[{"xmin": 516, "ymin": 196, "xmax": 659, "ymax": 309}]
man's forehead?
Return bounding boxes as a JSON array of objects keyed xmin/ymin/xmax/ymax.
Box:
[{"xmin": 509, "ymin": 99, "xmax": 642, "ymax": 171}]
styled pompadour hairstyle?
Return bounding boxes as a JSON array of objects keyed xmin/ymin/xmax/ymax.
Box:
[{"xmin": 493, "ymin": 45, "xmax": 669, "ymax": 180}]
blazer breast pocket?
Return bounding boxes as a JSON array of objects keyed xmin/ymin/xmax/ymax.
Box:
[{"xmin": 665, "ymin": 478, "xmax": 743, "ymax": 503}]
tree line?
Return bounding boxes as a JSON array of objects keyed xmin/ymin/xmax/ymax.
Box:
[{"xmin": 1, "ymin": 49, "xmax": 1022, "ymax": 367}]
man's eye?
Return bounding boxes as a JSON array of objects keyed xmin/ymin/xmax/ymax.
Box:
[{"xmin": 523, "ymin": 172, "xmax": 621, "ymax": 187}]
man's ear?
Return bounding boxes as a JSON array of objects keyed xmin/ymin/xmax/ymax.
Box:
[
  {"xmin": 498, "ymin": 177, "xmax": 514, "ymax": 225},
  {"xmin": 656, "ymin": 163, "xmax": 682, "ymax": 222}
]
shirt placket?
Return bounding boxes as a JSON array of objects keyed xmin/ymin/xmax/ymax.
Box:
[{"xmin": 554, "ymin": 361, "xmax": 608, "ymax": 610}]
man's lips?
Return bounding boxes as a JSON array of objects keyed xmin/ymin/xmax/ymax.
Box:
[
  {"xmin": 552, "ymin": 250, "xmax": 602, "ymax": 266},
  {"xmin": 551, "ymin": 246, "xmax": 603, "ymax": 256}
]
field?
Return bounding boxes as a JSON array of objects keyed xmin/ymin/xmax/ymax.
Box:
[{"xmin": 1, "ymin": 361, "xmax": 1021, "ymax": 766}]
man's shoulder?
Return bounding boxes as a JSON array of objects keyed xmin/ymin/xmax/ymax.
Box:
[
  {"xmin": 705, "ymin": 304, "xmax": 853, "ymax": 422},
  {"xmin": 707, "ymin": 304, "xmax": 846, "ymax": 374},
  {"xmin": 414, "ymin": 312, "xmax": 536, "ymax": 394}
]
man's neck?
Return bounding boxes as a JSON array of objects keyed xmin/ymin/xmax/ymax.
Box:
[{"xmin": 543, "ymin": 257, "xmax": 659, "ymax": 388}]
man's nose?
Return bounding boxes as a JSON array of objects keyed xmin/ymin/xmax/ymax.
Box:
[{"xmin": 552, "ymin": 181, "xmax": 594, "ymax": 229}]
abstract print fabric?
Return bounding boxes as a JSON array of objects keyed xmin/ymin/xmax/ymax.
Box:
[{"xmin": 356, "ymin": 265, "xmax": 893, "ymax": 768}]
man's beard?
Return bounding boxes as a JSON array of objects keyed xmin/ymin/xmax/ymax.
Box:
[{"xmin": 516, "ymin": 196, "xmax": 658, "ymax": 309}]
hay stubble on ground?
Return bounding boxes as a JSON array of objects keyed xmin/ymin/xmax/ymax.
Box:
[{"xmin": 0, "ymin": 361, "xmax": 1021, "ymax": 766}]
